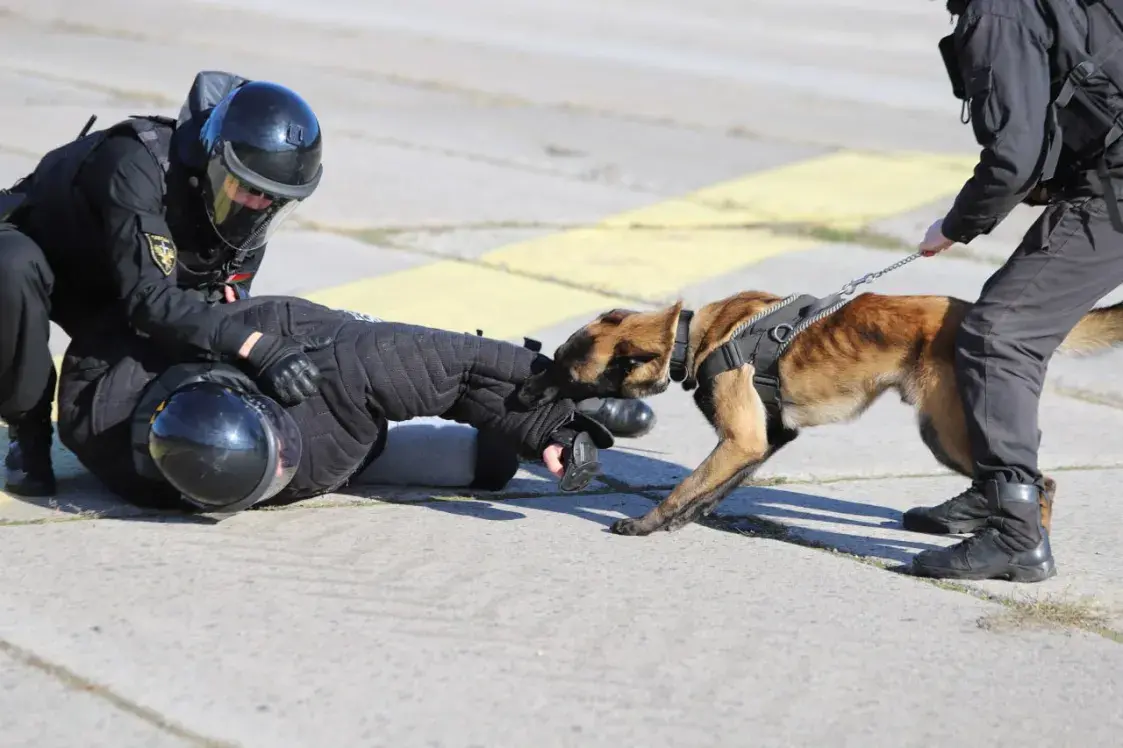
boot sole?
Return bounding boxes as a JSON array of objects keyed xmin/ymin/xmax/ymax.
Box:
[
  {"xmin": 558, "ymin": 460, "xmax": 601, "ymax": 493},
  {"xmin": 910, "ymin": 558, "xmax": 1057, "ymax": 584}
]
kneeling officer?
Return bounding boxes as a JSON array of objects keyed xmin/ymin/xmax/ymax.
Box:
[{"xmin": 0, "ymin": 72, "xmax": 325, "ymax": 497}]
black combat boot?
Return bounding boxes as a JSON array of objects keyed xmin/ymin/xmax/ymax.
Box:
[
  {"xmin": 910, "ymin": 479, "xmax": 1056, "ymax": 583},
  {"xmin": 3, "ymin": 366, "xmax": 57, "ymax": 497},
  {"xmin": 575, "ymin": 397, "xmax": 656, "ymax": 439},
  {"xmin": 4, "ymin": 417, "xmax": 56, "ymax": 497},
  {"xmin": 901, "ymin": 483, "xmax": 992, "ymax": 534}
]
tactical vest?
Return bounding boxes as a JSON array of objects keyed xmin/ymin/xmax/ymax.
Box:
[
  {"xmin": 6, "ymin": 115, "xmax": 175, "ymax": 333},
  {"xmin": 13, "ymin": 116, "xmax": 170, "ymax": 286},
  {"xmin": 20, "ymin": 114, "xmax": 173, "ymax": 224},
  {"xmin": 942, "ymin": 0, "xmax": 1123, "ymax": 228}
]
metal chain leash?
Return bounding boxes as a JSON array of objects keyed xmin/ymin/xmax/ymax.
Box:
[
  {"xmin": 836, "ymin": 250, "xmax": 927, "ymax": 298},
  {"xmin": 773, "ymin": 249, "xmax": 928, "ymax": 355}
]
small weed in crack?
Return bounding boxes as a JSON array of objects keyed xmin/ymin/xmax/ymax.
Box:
[{"xmin": 975, "ymin": 595, "xmax": 1118, "ymax": 638}]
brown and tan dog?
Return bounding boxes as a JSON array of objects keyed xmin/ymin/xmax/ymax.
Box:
[{"xmin": 517, "ymin": 290, "xmax": 1123, "ymax": 537}]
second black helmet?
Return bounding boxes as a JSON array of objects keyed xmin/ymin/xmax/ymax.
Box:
[{"xmin": 194, "ymin": 80, "xmax": 323, "ymax": 258}]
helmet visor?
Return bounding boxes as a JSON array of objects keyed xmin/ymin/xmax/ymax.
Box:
[
  {"xmin": 203, "ymin": 156, "xmax": 301, "ymax": 253},
  {"xmin": 241, "ymin": 392, "xmax": 302, "ymax": 503}
]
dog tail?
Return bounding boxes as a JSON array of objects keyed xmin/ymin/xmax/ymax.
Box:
[{"xmin": 1058, "ymin": 300, "xmax": 1123, "ymax": 354}]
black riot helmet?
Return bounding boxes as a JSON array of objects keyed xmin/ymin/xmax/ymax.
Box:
[
  {"xmin": 182, "ymin": 80, "xmax": 323, "ymax": 273},
  {"xmin": 147, "ymin": 380, "xmax": 302, "ymax": 513}
]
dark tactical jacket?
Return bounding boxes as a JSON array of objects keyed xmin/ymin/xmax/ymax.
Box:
[
  {"xmin": 941, "ymin": 0, "xmax": 1123, "ymax": 241},
  {"xmin": 57, "ymin": 296, "xmax": 580, "ymax": 508}
]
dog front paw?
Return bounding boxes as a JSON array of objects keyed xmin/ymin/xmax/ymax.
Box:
[{"xmin": 610, "ymin": 517, "xmax": 651, "ymax": 536}]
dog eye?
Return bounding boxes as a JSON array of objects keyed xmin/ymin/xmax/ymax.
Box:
[{"xmin": 610, "ymin": 353, "xmax": 657, "ymax": 371}]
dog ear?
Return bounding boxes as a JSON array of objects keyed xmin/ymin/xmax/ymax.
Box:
[
  {"xmin": 597, "ymin": 308, "xmax": 636, "ymax": 326},
  {"xmin": 662, "ymin": 300, "xmax": 685, "ymax": 344}
]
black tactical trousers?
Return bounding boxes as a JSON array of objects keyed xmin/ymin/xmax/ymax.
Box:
[
  {"xmin": 0, "ymin": 222, "xmax": 55, "ymax": 422},
  {"xmin": 955, "ymin": 196, "xmax": 1123, "ymax": 487}
]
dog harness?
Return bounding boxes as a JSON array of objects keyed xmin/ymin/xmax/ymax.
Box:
[{"xmin": 668, "ymin": 292, "xmax": 851, "ymax": 434}]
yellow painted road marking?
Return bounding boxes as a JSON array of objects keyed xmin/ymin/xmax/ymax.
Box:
[
  {"xmin": 662, "ymin": 150, "xmax": 979, "ymax": 231},
  {"xmin": 309, "ymin": 150, "xmax": 977, "ymax": 329},
  {"xmin": 480, "ymin": 228, "xmax": 814, "ymax": 301},
  {"xmin": 307, "ymin": 262, "xmax": 630, "ymax": 342}
]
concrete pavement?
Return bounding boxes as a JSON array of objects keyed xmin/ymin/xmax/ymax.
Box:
[{"xmin": 2, "ymin": 0, "xmax": 1122, "ymax": 746}]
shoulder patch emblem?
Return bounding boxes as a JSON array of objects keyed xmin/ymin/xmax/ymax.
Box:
[{"xmin": 144, "ymin": 233, "xmax": 177, "ymax": 276}]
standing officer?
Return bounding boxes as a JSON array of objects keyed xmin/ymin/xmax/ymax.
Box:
[
  {"xmin": 0, "ymin": 71, "xmax": 326, "ymax": 498},
  {"xmin": 904, "ymin": 0, "xmax": 1123, "ymax": 582}
]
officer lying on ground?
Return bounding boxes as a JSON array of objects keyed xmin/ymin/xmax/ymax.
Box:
[
  {"xmin": 55, "ymin": 295, "xmax": 615, "ymax": 513},
  {"xmin": 906, "ymin": 0, "xmax": 1123, "ymax": 582},
  {"xmin": 0, "ymin": 70, "xmax": 329, "ymax": 498}
]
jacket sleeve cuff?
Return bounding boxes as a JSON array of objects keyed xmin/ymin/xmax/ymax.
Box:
[
  {"xmin": 940, "ymin": 210, "xmax": 984, "ymax": 245},
  {"xmin": 215, "ymin": 320, "xmax": 259, "ymax": 358}
]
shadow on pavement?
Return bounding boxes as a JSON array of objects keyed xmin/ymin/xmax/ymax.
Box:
[
  {"xmin": 383, "ymin": 447, "xmax": 944, "ymax": 566},
  {"xmin": 1, "ymin": 424, "xmax": 227, "ymax": 526},
  {"xmin": 2, "ymin": 424, "xmax": 943, "ymax": 566}
]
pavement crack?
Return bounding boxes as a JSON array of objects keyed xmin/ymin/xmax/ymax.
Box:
[
  {"xmin": 2, "ymin": 66, "xmax": 177, "ymax": 107},
  {"xmin": 0, "ymin": 141, "xmax": 42, "ymax": 159},
  {"xmin": 0, "ymin": 637, "xmax": 241, "ymax": 746},
  {"xmin": 334, "ymin": 129, "xmax": 664, "ymax": 193},
  {"xmin": 1047, "ymin": 382, "xmax": 1123, "ymax": 410}
]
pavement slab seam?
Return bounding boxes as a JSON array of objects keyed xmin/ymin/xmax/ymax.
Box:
[
  {"xmin": 0, "ymin": 638, "xmax": 240, "ymax": 747},
  {"xmin": 294, "ymin": 218, "xmax": 931, "ymax": 311},
  {"xmin": 1, "ymin": 65, "xmax": 178, "ymax": 107},
  {"xmin": 1048, "ymin": 382, "xmax": 1123, "ymax": 410},
  {"xmin": 332, "ymin": 128, "xmax": 672, "ymax": 194}
]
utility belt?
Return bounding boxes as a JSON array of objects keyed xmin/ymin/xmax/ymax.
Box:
[{"xmin": 1027, "ymin": 159, "xmax": 1123, "ymax": 209}]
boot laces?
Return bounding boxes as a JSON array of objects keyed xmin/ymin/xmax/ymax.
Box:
[
  {"xmin": 951, "ymin": 527, "xmax": 1004, "ymax": 565},
  {"xmin": 936, "ymin": 485, "xmax": 984, "ymax": 514}
]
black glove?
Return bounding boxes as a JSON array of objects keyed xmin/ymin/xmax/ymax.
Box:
[
  {"xmin": 548, "ymin": 412, "xmax": 615, "ymax": 492},
  {"xmin": 555, "ymin": 431, "xmax": 601, "ymax": 492},
  {"xmin": 243, "ymin": 333, "xmax": 333, "ymax": 405}
]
